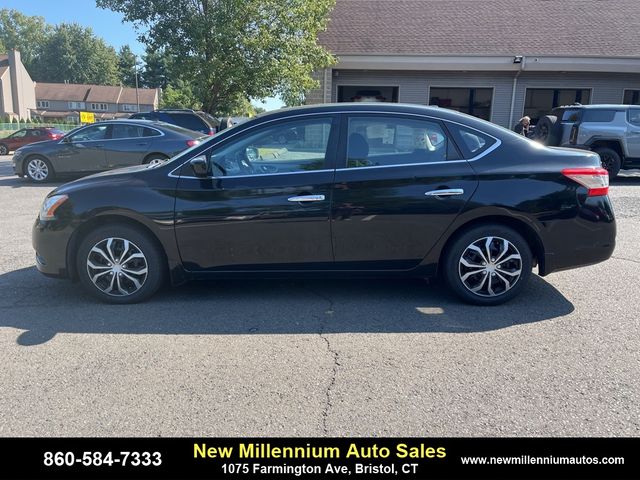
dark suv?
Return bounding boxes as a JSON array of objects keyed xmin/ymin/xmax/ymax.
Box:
[
  {"xmin": 130, "ymin": 109, "xmax": 220, "ymax": 135},
  {"xmin": 535, "ymin": 104, "xmax": 640, "ymax": 178}
]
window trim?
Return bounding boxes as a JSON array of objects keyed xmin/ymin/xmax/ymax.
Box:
[
  {"xmin": 427, "ymin": 86, "xmax": 495, "ymax": 123},
  {"xmin": 169, "ymin": 111, "xmax": 501, "ymax": 179}
]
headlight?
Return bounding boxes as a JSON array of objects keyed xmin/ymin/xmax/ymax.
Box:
[{"xmin": 39, "ymin": 194, "xmax": 68, "ymax": 221}]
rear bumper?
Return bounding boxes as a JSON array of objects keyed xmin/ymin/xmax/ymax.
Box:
[{"xmin": 541, "ymin": 195, "xmax": 616, "ymax": 275}]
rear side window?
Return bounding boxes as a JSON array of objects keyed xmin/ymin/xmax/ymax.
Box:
[
  {"xmin": 345, "ymin": 115, "xmax": 458, "ymax": 168},
  {"xmin": 582, "ymin": 110, "xmax": 617, "ymax": 122},
  {"xmin": 167, "ymin": 113, "xmax": 206, "ymax": 131},
  {"xmin": 445, "ymin": 122, "xmax": 496, "ymax": 158},
  {"xmin": 111, "ymin": 124, "xmax": 147, "ymax": 139},
  {"xmin": 143, "ymin": 127, "xmax": 162, "ymax": 137}
]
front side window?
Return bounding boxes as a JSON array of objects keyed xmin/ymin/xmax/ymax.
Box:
[
  {"xmin": 345, "ymin": 116, "xmax": 455, "ymax": 168},
  {"xmin": 209, "ymin": 117, "xmax": 333, "ymax": 176},
  {"xmin": 10, "ymin": 129, "xmax": 27, "ymax": 138},
  {"xmin": 628, "ymin": 109, "xmax": 640, "ymax": 126},
  {"xmin": 70, "ymin": 124, "xmax": 108, "ymax": 142}
]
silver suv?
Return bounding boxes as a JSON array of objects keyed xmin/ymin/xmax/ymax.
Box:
[{"xmin": 535, "ymin": 105, "xmax": 640, "ymax": 178}]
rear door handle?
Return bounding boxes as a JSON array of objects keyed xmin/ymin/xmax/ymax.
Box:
[
  {"xmin": 288, "ymin": 194, "xmax": 325, "ymax": 202},
  {"xmin": 425, "ymin": 188, "xmax": 464, "ymax": 197}
]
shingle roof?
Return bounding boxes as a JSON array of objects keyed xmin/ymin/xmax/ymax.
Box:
[
  {"xmin": 35, "ymin": 82, "xmax": 158, "ymax": 105},
  {"xmin": 320, "ymin": 0, "xmax": 640, "ymax": 57}
]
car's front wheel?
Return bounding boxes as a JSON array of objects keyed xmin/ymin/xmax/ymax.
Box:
[
  {"xmin": 76, "ymin": 224, "xmax": 165, "ymax": 304},
  {"xmin": 442, "ymin": 224, "xmax": 532, "ymax": 305},
  {"xmin": 25, "ymin": 156, "xmax": 54, "ymax": 183},
  {"xmin": 0, "ymin": 143, "xmax": 8, "ymax": 155}
]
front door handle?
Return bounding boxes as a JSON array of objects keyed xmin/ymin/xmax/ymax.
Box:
[
  {"xmin": 425, "ymin": 188, "xmax": 464, "ymax": 197},
  {"xmin": 288, "ymin": 194, "xmax": 325, "ymax": 202}
]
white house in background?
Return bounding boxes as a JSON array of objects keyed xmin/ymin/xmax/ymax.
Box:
[{"xmin": 0, "ymin": 50, "xmax": 36, "ymax": 120}]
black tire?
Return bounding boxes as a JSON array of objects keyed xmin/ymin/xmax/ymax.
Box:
[
  {"xmin": 143, "ymin": 153, "xmax": 169, "ymax": 165},
  {"xmin": 442, "ymin": 224, "xmax": 532, "ymax": 306},
  {"xmin": 24, "ymin": 155, "xmax": 55, "ymax": 183},
  {"xmin": 76, "ymin": 224, "xmax": 165, "ymax": 304},
  {"xmin": 535, "ymin": 115, "xmax": 561, "ymax": 146},
  {"xmin": 0, "ymin": 143, "xmax": 8, "ymax": 155},
  {"xmin": 594, "ymin": 147, "xmax": 621, "ymax": 179}
]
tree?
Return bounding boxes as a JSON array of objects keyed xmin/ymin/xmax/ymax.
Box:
[
  {"xmin": 140, "ymin": 46, "xmax": 171, "ymax": 89},
  {"xmin": 31, "ymin": 23, "xmax": 119, "ymax": 85},
  {"xmin": 160, "ymin": 80, "xmax": 201, "ymax": 110},
  {"xmin": 117, "ymin": 44, "xmax": 139, "ymax": 87},
  {"xmin": 96, "ymin": 0, "xmax": 336, "ymax": 115},
  {"xmin": 0, "ymin": 9, "xmax": 51, "ymax": 71}
]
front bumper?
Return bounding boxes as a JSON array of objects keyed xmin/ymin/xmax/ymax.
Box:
[{"xmin": 32, "ymin": 218, "xmax": 73, "ymax": 278}]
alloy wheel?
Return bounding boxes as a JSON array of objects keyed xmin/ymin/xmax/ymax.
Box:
[
  {"xmin": 27, "ymin": 158, "xmax": 49, "ymax": 181},
  {"xmin": 86, "ymin": 237, "xmax": 148, "ymax": 296},
  {"xmin": 458, "ymin": 236, "xmax": 523, "ymax": 297},
  {"xmin": 0, "ymin": 145, "xmax": 7, "ymax": 155}
]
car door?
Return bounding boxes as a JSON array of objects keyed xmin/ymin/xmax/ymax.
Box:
[
  {"xmin": 626, "ymin": 108, "xmax": 640, "ymax": 158},
  {"xmin": 331, "ymin": 113, "xmax": 480, "ymax": 270},
  {"xmin": 105, "ymin": 123, "xmax": 153, "ymax": 168},
  {"xmin": 174, "ymin": 114, "xmax": 338, "ymax": 271},
  {"xmin": 53, "ymin": 123, "xmax": 109, "ymax": 173}
]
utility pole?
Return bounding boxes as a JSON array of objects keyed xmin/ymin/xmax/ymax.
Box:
[{"xmin": 134, "ymin": 55, "xmax": 140, "ymax": 112}]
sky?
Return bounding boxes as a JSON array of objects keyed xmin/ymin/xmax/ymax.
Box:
[{"xmin": 3, "ymin": 0, "xmax": 284, "ymax": 110}]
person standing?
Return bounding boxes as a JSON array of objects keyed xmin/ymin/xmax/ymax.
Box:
[{"xmin": 514, "ymin": 116, "xmax": 531, "ymax": 136}]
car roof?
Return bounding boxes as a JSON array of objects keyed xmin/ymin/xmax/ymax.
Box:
[{"xmin": 554, "ymin": 104, "xmax": 633, "ymax": 110}]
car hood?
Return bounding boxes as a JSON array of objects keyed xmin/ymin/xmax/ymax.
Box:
[{"xmin": 54, "ymin": 164, "xmax": 154, "ymax": 195}]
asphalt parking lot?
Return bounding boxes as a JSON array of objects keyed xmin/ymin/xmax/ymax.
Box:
[{"xmin": 0, "ymin": 154, "xmax": 638, "ymax": 437}]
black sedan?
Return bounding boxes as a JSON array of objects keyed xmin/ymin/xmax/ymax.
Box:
[
  {"xmin": 13, "ymin": 120, "xmax": 203, "ymax": 182},
  {"xmin": 32, "ymin": 103, "xmax": 615, "ymax": 305}
]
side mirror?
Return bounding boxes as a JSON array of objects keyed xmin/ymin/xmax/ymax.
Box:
[{"xmin": 189, "ymin": 155, "xmax": 209, "ymax": 177}]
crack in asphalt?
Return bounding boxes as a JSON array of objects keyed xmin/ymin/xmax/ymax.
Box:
[
  {"xmin": 611, "ymin": 255, "xmax": 640, "ymax": 265},
  {"xmin": 304, "ymin": 286, "xmax": 340, "ymax": 435}
]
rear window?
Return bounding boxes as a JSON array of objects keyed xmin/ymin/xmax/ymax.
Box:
[
  {"xmin": 167, "ymin": 113, "xmax": 207, "ymax": 131},
  {"xmin": 446, "ymin": 122, "xmax": 496, "ymax": 158},
  {"xmin": 582, "ymin": 110, "xmax": 617, "ymax": 122}
]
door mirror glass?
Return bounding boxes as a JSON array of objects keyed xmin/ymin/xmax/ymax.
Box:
[{"xmin": 190, "ymin": 155, "xmax": 209, "ymax": 177}]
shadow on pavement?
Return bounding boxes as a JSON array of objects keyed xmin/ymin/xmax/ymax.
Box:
[{"xmin": 1, "ymin": 266, "xmax": 575, "ymax": 346}]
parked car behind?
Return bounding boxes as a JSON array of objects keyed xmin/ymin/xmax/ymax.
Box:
[
  {"xmin": 32, "ymin": 104, "xmax": 615, "ymax": 305},
  {"xmin": 534, "ymin": 104, "xmax": 640, "ymax": 178},
  {"xmin": 13, "ymin": 120, "xmax": 203, "ymax": 182},
  {"xmin": 129, "ymin": 109, "xmax": 219, "ymax": 135},
  {"xmin": 0, "ymin": 127, "xmax": 65, "ymax": 155}
]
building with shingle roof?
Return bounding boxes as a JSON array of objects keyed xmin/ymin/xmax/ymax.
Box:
[{"xmin": 308, "ymin": 0, "xmax": 640, "ymax": 127}]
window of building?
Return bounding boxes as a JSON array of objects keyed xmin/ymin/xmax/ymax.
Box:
[
  {"xmin": 623, "ymin": 90, "xmax": 640, "ymax": 105},
  {"xmin": 524, "ymin": 88, "xmax": 591, "ymax": 124},
  {"xmin": 90, "ymin": 103, "xmax": 108, "ymax": 111},
  {"xmin": 122, "ymin": 104, "xmax": 139, "ymax": 112},
  {"xmin": 37, "ymin": 100, "xmax": 50, "ymax": 109},
  {"xmin": 68, "ymin": 101, "xmax": 85, "ymax": 110},
  {"xmin": 344, "ymin": 115, "xmax": 457, "ymax": 168},
  {"xmin": 429, "ymin": 88, "xmax": 493, "ymax": 121},
  {"xmin": 337, "ymin": 86, "xmax": 399, "ymax": 103}
]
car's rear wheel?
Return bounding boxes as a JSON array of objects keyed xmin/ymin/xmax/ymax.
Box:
[
  {"xmin": 76, "ymin": 224, "xmax": 165, "ymax": 304},
  {"xmin": 0, "ymin": 143, "xmax": 8, "ymax": 155},
  {"xmin": 25, "ymin": 156, "xmax": 54, "ymax": 183},
  {"xmin": 594, "ymin": 147, "xmax": 621, "ymax": 179},
  {"xmin": 443, "ymin": 224, "xmax": 532, "ymax": 305}
]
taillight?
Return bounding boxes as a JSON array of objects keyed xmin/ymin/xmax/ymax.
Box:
[
  {"xmin": 569, "ymin": 124, "xmax": 579, "ymax": 144},
  {"xmin": 562, "ymin": 167, "xmax": 609, "ymax": 196},
  {"xmin": 186, "ymin": 139, "xmax": 200, "ymax": 147}
]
